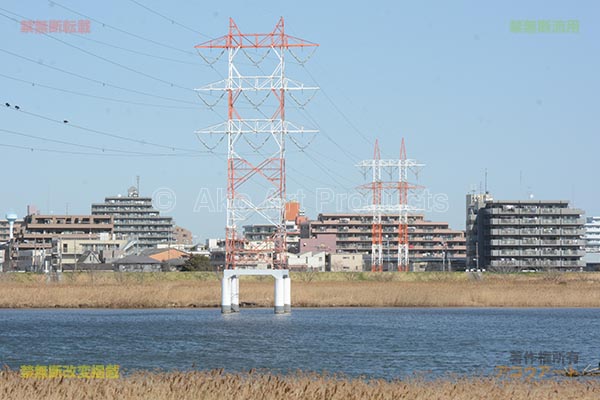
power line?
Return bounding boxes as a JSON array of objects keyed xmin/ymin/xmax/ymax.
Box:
[
  {"xmin": 0, "ymin": 72, "xmax": 197, "ymax": 110},
  {"xmin": 0, "ymin": 48, "xmax": 197, "ymax": 105},
  {"xmin": 122, "ymin": 1, "xmax": 270, "ymax": 73},
  {"xmin": 0, "ymin": 127, "xmax": 195, "ymax": 156},
  {"xmin": 301, "ymin": 65, "xmax": 373, "ymax": 146},
  {"xmin": 0, "ymin": 9, "xmax": 194, "ymax": 92},
  {"xmin": 0, "ymin": 141, "xmax": 202, "ymax": 157},
  {"xmin": 295, "ymin": 104, "xmax": 361, "ymax": 163},
  {"xmin": 72, "ymin": 33, "xmax": 202, "ymax": 66},
  {"xmin": 126, "ymin": 0, "xmax": 209, "ymax": 37},
  {"xmin": 2, "ymin": 104, "xmax": 202, "ymax": 153},
  {"xmin": 299, "ymin": 149, "xmax": 355, "ymax": 190},
  {"xmin": 285, "ymin": 26, "xmax": 373, "ymax": 146},
  {"xmin": 48, "ymin": 1, "xmax": 197, "ymax": 56}
]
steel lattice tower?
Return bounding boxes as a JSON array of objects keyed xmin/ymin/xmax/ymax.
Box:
[
  {"xmin": 195, "ymin": 18, "xmax": 318, "ymax": 269},
  {"xmin": 357, "ymin": 138, "xmax": 423, "ymax": 272},
  {"xmin": 359, "ymin": 139, "xmax": 384, "ymax": 272}
]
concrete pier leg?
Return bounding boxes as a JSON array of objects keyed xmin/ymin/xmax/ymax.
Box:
[
  {"xmin": 231, "ymin": 275, "xmax": 239, "ymax": 313},
  {"xmin": 221, "ymin": 276, "xmax": 232, "ymax": 314},
  {"xmin": 283, "ymin": 276, "xmax": 291, "ymax": 313},
  {"xmin": 274, "ymin": 277, "xmax": 285, "ymax": 314}
]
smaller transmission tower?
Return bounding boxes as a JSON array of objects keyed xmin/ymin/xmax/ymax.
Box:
[
  {"xmin": 366, "ymin": 140, "xmax": 383, "ymax": 272},
  {"xmin": 357, "ymin": 138, "xmax": 423, "ymax": 272},
  {"xmin": 397, "ymin": 138, "xmax": 423, "ymax": 271}
]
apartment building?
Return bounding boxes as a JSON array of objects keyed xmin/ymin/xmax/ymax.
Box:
[
  {"xmin": 243, "ymin": 222, "xmax": 301, "ymax": 253},
  {"xmin": 15, "ymin": 214, "xmax": 113, "ymax": 251},
  {"xmin": 583, "ymin": 217, "xmax": 600, "ymax": 270},
  {"xmin": 466, "ymin": 192, "xmax": 493, "ymax": 269},
  {"xmin": 584, "ymin": 217, "xmax": 600, "ymax": 253},
  {"xmin": 173, "ymin": 225, "xmax": 193, "ymax": 245},
  {"xmin": 305, "ymin": 213, "xmax": 466, "ymax": 271},
  {"xmin": 470, "ymin": 199, "xmax": 585, "ymax": 271},
  {"xmin": 91, "ymin": 186, "xmax": 174, "ymax": 250}
]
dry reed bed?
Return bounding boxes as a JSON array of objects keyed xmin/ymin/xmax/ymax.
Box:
[
  {"xmin": 1, "ymin": 272, "xmax": 600, "ymax": 308},
  {"xmin": 0, "ymin": 369, "xmax": 598, "ymax": 400}
]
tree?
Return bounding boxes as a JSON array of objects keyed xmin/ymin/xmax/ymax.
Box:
[{"xmin": 180, "ymin": 255, "xmax": 212, "ymax": 272}]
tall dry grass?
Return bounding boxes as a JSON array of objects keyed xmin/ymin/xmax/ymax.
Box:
[
  {"xmin": 1, "ymin": 271, "xmax": 600, "ymax": 308},
  {"xmin": 0, "ymin": 369, "xmax": 598, "ymax": 400}
]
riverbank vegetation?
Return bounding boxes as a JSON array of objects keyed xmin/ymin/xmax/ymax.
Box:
[
  {"xmin": 1, "ymin": 271, "xmax": 600, "ymax": 308},
  {"xmin": 0, "ymin": 369, "xmax": 598, "ymax": 400}
]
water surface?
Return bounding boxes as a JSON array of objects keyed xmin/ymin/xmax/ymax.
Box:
[{"xmin": 0, "ymin": 308, "xmax": 597, "ymax": 379}]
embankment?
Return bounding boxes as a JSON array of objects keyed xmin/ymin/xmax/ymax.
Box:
[{"xmin": 1, "ymin": 271, "xmax": 599, "ymax": 308}]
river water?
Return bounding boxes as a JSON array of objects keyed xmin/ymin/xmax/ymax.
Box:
[{"xmin": 0, "ymin": 308, "xmax": 597, "ymax": 379}]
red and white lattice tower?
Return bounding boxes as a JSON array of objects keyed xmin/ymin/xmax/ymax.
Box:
[
  {"xmin": 357, "ymin": 138, "xmax": 423, "ymax": 272},
  {"xmin": 195, "ymin": 18, "xmax": 318, "ymax": 269},
  {"xmin": 357, "ymin": 139, "xmax": 384, "ymax": 272}
]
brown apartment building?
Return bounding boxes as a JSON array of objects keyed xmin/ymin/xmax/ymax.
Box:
[
  {"xmin": 16, "ymin": 214, "xmax": 114, "ymax": 250},
  {"xmin": 304, "ymin": 213, "xmax": 466, "ymax": 271}
]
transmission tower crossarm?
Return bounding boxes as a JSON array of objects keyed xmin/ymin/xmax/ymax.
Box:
[{"xmin": 195, "ymin": 17, "xmax": 319, "ymax": 49}]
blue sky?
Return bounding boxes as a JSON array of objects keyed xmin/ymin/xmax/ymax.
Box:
[{"xmin": 0, "ymin": 1, "xmax": 598, "ymax": 241}]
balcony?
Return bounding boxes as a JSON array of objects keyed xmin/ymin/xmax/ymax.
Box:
[
  {"xmin": 491, "ymin": 250, "xmax": 520, "ymax": 257},
  {"xmin": 561, "ymin": 218, "xmax": 585, "ymax": 226},
  {"xmin": 491, "ymin": 239, "xmax": 519, "ymax": 246},
  {"xmin": 561, "ymin": 229, "xmax": 585, "ymax": 236},
  {"xmin": 489, "ymin": 259, "xmax": 564, "ymax": 268},
  {"xmin": 537, "ymin": 208, "xmax": 562, "ymax": 215},
  {"xmin": 560, "ymin": 239, "xmax": 585, "ymax": 246},
  {"xmin": 490, "ymin": 228, "xmax": 520, "ymax": 235},
  {"xmin": 488, "ymin": 208, "xmax": 522, "ymax": 215},
  {"xmin": 490, "ymin": 218, "xmax": 522, "ymax": 225}
]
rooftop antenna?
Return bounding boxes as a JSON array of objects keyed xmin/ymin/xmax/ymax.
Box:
[
  {"xmin": 136, "ymin": 175, "xmax": 140, "ymax": 194},
  {"xmin": 484, "ymin": 168, "xmax": 488, "ymax": 193}
]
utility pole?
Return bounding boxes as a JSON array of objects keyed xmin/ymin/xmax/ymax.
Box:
[
  {"xmin": 442, "ymin": 241, "xmax": 447, "ymax": 272},
  {"xmin": 74, "ymin": 238, "xmax": 77, "ymax": 272}
]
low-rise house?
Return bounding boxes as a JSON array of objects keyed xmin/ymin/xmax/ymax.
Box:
[
  {"xmin": 330, "ymin": 253, "xmax": 363, "ymax": 272},
  {"xmin": 141, "ymin": 247, "xmax": 189, "ymax": 262},
  {"xmin": 113, "ymin": 255, "xmax": 162, "ymax": 272},
  {"xmin": 287, "ymin": 251, "xmax": 326, "ymax": 272}
]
